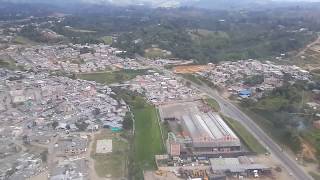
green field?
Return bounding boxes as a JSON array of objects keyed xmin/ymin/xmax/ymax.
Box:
[
  {"xmin": 13, "ymin": 36, "xmax": 37, "ymax": 45},
  {"xmin": 66, "ymin": 27, "xmax": 97, "ymax": 33},
  {"xmin": 132, "ymin": 104, "xmax": 165, "ymax": 170},
  {"xmin": 221, "ymin": 115, "xmax": 267, "ymax": 154},
  {"xmin": 309, "ymin": 171, "xmax": 320, "ymax": 180},
  {"xmin": 101, "ymin": 36, "xmax": 113, "ymax": 45},
  {"xmin": 91, "ymin": 130, "xmax": 129, "ymax": 178},
  {"xmin": 302, "ymin": 129, "xmax": 320, "ymax": 162},
  {"xmin": 204, "ymin": 97, "xmax": 221, "ymax": 112},
  {"xmin": 182, "ymin": 74, "xmax": 203, "ymax": 85},
  {"xmin": 115, "ymin": 90, "xmax": 165, "ymax": 179},
  {"xmin": 144, "ymin": 48, "xmax": 171, "ymax": 59},
  {"xmin": 77, "ymin": 69, "xmax": 148, "ymax": 84},
  {"xmin": 188, "ymin": 29, "xmax": 229, "ymax": 41},
  {"xmin": 0, "ymin": 57, "xmax": 24, "ymax": 70}
]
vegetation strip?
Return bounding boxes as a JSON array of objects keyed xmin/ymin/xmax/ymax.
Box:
[{"xmin": 221, "ymin": 114, "xmax": 267, "ymax": 154}]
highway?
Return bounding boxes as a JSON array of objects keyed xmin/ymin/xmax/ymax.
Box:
[
  {"xmin": 136, "ymin": 56, "xmax": 313, "ymax": 180},
  {"xmin": 188, "ymin": 81, "xmax": 313, "ymax": 180}
]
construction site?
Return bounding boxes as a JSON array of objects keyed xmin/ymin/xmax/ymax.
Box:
[{"xmin": 173, "ymin": 65, "xmax": 212, "ymax": 74}]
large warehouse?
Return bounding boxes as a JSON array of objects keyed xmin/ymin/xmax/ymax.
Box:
[{"xmin": 167, "ymin": 112, "xmax": 241, "ymax": 156}]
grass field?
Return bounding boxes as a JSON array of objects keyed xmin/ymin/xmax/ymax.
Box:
[
  {"xmin": 77, "ymin": 69, "xmax": 148, "ymax": 84},
  {"xmin": 309, "ymin": 171, "xmax": 320, "ymax": 180},
  {"xmin": 101, "ymin": 36, "xmax": 113, "ymax": 45},
  {"xmin": 13, "ymin": 36, "xmax": 37, "ymax": 45},
  {"xmin": 91, "ymin": 130, "xmax": 129, "ymax": 178},
  {"xmin": 0, "ymin": 56, "xmax": 24, "ymax": 70},
  {"xmin": 204, "ymin": 97, "xmax": 221, "ymax": 112},
  {"xmin": 64, "ymin": 26, "xmax": 97, "ymax": 33},
  {"xmin": 130, "ymin": 102, "xmax": 165, "ymax": 179},
  {"xmin": 115, "ymin": 90, "xmax": 165, "ymax": 179},
  {"xmin": 188, "ymin": 29, "xmax": 229, "ymax": 41},
  {"xmin": 144, "ymin": 48, "xmax": 171, "ymax": 59},
  {"xmin": 182, "ymin": 74, "xmax": 203, "ymax": 85},
  {"xmin": 239, "ymin": 106, "xmax": 301, "ymax": 150},
  {"xmin": 221, "ymin": 115, "xmax": 267, "ymax": 154}
]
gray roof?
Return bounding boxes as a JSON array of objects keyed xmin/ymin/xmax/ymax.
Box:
[
  {"xmin": 210, "ymin": 157, "xmax": 270, "ymax": 173},
  {"xmin": 182, "ymin": 112, "xmax": 240, "ymax": 146}
]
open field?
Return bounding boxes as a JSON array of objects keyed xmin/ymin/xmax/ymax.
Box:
[
  {"xmin": 65, "ymin": 27, "xmax": 97, "ymax": 33},
  {"xmin": 77, "ymin": 69, "xmax": 148, "ymax": 84},
  {"xmin": 221, "ymin": 115, "xmax": 267, "ymax": 154},
  {"xmin": 187, "ymin": 29, "xmax": 229, "ymax": 41},
  {"xmin": 182, "ymin": 74, "xmax": 203, "ymax": 85},
  {"xmin": 0, "ymin": 55, "xmax": 24, "ymax": 70},
  {"xmin": 115, "ymin": 90, "xmax": 165, "ymax": 179},
  {"xmin": 130, "ymin": 102, "xmax": 165, "ymax": 178},
  {"xmin": 204, "ymin": 97, "xmax": 220, "ymax": 112},
  {"xmin": 91, "ymin": 130, "xmax": 129, "ymax": 179},
  {"xmin": 309, "ymin": 171, "xmax": 320, "ymax": 180},
  {"xmin": 174, "ymin": 65, "xmax": 210, "ymax": 74},
  {"xmin": 302, "ymin": 129, "xmax": 320, "ymax": 161},
  {"xmin": 12, "ymin": 36, "xmax": 38, "ymax": 45},
  {"xmin": 144, "ymin": 48, "xmax": 171, "ymax": 59},
  {"xmin": 100, "ymin": 36, "xmax": 113, "ymax": 45}
]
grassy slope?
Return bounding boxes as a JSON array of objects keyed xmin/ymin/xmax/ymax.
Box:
[
  {"xmin": 221, "ymin": 115, "xmax": 267, "ymax": 154},
  {"xmin": 77, "ymin": 69, "xmax": 147, "ymax": 84},
  {"xmin": 204, "ymin": 97, "xmax": 221, "ymax": 112},
  {"xmin": 182, "ymin": 74, "xmax": 203, "ymax": 85}
]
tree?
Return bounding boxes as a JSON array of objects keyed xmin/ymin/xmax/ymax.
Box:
[
  {"xmin": 123, "ymin": 112, "xmax": 133, "ymax": 130},
  {"xmin": 22, "ymin": 135, "xmax": 30, "ymax": 145},
  {"xmin": 75, "ymin": 122, "xmax": 89, "ymax": 131},
  {"xmin": 52, "ymin": 121, "xmax": 59, "ymax": 129}
]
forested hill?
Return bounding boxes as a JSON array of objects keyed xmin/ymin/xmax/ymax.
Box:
[
  {"xmin": 5, "ymin": 2, "xmax": 320, "ymax": 63},
  {"xmin": 52, "ymin": 6, "xmax": 320, "ymax": 63}
]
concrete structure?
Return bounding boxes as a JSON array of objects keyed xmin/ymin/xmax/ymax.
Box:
[
  {"xmin": 167, "ymin": 112, "xmax": 241, "ymax": 156},
  {"xmin": 96, "ymin": 139, "xmax": 112, "ymax": 154},
  {"xmin": 210, "ymin": 156, "xmax": 271, "ymax": 177},
  {"xmin": 55, "ymin": 136, "xmax": 88, "ymax": 156}
]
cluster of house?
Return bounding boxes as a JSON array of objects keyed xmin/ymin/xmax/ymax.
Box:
[
  {"xmin": 129, "ymin": 73, "xmax": 201, "ymax": 105},
  {"xmin": 1, "ymin": 44, "xmax": 145, "ymax": 73},
  {"xmin": 0, "ymin": 139, "xmax": 45, "ymax": 180},
  {"xmin": 199, "ymin": 60, "xmax": 310, "ymax": 98},
  {"xmin": 0, "ymin": 68, "xmax": 128, "ymax": 179},
  {"xmin": 0, "ymin": 69, "xmax": 127, "ymax": 133},
  {"xmin": 49, "ymin": 134, "xmax": 89, "ymax": 180},
  {"xmin": 50, "ymin": 158, "xmax": 88, "ymax": 180},
  {"xmin": 0, "ymin": 28, "xmax": 13, "ymax": 43}
]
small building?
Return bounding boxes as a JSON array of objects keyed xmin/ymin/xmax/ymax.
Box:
[
  {"xmin": 238, "ymin": 90, "xmax": 251, "ymax": 98},
  {"xmin": 313, "ymin": 120, "xmax": 320, "ymax": 129},
  {"xmin": 210, "ymin": 156, "xmax": 271, "ymax": 177}
]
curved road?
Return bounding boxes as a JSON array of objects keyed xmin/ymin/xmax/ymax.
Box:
[{"xmin": 187, "ymin": 81, "xmax": 313, "ymax": 180}]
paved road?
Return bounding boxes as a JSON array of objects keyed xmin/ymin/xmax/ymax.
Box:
[{"xmin": 187, "ymin": 81, "xmax": 313, "ymax": 180}]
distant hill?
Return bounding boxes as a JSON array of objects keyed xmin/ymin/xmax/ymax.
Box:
[{"xmin": 1, "ymin": 0, "xmax": 320, "ymax": 9}]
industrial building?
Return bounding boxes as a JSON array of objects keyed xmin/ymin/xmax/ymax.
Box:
[
  {"xmin": 210, "ymin": 156, "xmax": 271, "ymax": 177},
  {"xmin": 167, "ymin": 112, "xmax": 241, "ymax": 157}
]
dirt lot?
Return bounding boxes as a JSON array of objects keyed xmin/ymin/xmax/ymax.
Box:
[
  {"xmin": 159, "ymin": 101, "xmax": 204, "ymax": 119},
  {"xmin": 173, "ymin": 65, "xmax": 211, "ymax": 74},
  {"xmin": 253, "ymin": 155, "xmax": 292, "ymax": 180},
  {"xmin": 144, "ymin": 171, "xmax": 182, "ymax": 180},
  {"xmin": 294, "ymin": 35, "xmax": 320, "ymax": 70}
]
